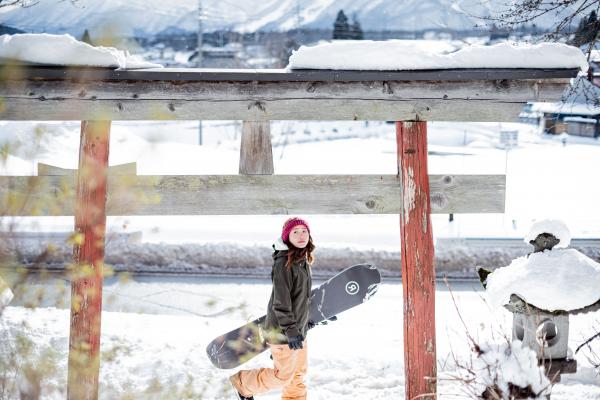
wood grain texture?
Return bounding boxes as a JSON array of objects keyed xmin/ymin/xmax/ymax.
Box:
[
  {"xmin": 397, "ymin": 121, "xmax": 437, "ymax": 399},
  {"xmin": 0, "ymin": 78, "xmax": 568, "ymax": 121},
  {"xmin": 0, "ymin": 174, "xmax": 505, "ymax": 216},
  {"xmin": 0, "ymin": 66, "xmax": 580, "ymax": 81},
  {"xmin": 239, "ymin": 121, "xmax": 274, "ymax": 175}
]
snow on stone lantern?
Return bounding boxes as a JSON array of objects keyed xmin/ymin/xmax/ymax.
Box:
[{"xmin": 480, "ymin": 220, "xmax": 600, "ymax": 378}]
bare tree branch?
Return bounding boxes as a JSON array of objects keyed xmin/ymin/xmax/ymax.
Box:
[
  {"xmin": 464, "ymin": 0, "xmax": 600, "ymax": 45},
  {"xmin": 0, "ymin": 0, "xmax": 39, "ymax": 8}
]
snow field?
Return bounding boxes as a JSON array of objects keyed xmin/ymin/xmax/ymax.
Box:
[{"xmin": 2, "ymin": 277, "xmax": 599, "ymax": 399}]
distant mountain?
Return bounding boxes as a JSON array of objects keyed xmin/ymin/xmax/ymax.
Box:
[
  {"xmin": 0, "ymin": 0, "xmax": 574, "ymax": 37},
  {"xmin": 0, "ymin": 24, "xmax": 24, "ymax": 35}
]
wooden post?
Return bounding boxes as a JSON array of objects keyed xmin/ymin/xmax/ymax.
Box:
[
  {"xmin": 396, "ymin": 121, "xmax": 436, "ymax": 399},
  {"xmin": 67, "ymin": 121, "xmax": 111, "ymax": 400},
  {"xmin": 239, "ymin": 121, "xmax": 274, "ymax": 175}
]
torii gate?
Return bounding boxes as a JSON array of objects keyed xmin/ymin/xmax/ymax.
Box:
[{"xmin": 0, "ymin": 65, "xmax": 575, "ymax": 399}]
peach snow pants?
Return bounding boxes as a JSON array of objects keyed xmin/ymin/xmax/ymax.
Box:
[{"xmin": 230, "ymin": 340, "xmax": 308, "ymax": 400}]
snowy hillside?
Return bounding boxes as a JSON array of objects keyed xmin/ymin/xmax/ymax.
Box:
[{"xmin": 0, "ymin": 0, "xmax": 579, "ymax": 36}]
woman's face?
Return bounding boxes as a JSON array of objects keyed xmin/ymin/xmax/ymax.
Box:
[{"xmin": 288, "ymin": 225, "xmax": 309, "ymax": 249}]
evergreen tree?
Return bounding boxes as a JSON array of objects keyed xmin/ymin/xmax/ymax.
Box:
[
  {"xmin": 332, "ymin": 10, "xmax": 350, "ymax": 40},
  {"xmin": 350, "ymin": 14, "xmax": 363, "ymax": 40},
  {"xmin": 81, "ymin": 29, "xmax": 93, "ymax": 45},
  {"xmin": 572, "ymin": 10, "xmax": 600, "ymax": 47}
]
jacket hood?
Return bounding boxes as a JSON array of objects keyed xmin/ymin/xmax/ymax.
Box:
[
  {"xmin": 272, "ymin": 237, "xmax": 289, "ymax": 259},
  {"xmin": 273, "ymin": 237, "xmax": 289, "ymax": 251}
]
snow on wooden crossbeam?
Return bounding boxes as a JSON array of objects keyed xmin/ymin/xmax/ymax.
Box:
[
  {"xmin": 0, "ymin": 67, "xmax": 573, "ymax": 121},
  {"xmin": 37, "ymin": 162, "xmax": 136, "ymax": 176},
  {"xmin": 0, "ymin": 174, "xmax": 505, "ymax": 216}
]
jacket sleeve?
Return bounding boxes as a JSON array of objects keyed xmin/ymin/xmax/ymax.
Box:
[{"xmin": 271, "ymin": 258, "xmax": 300, "ymax": 338}]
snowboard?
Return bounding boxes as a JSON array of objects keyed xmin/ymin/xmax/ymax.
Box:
[{"xmin": 206, "ymin": 263, "xmax": 381, "ymax": 369}]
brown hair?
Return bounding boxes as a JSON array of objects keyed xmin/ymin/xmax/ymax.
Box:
[{"xmin": 285, "ymin": 236, "xmax": 315, "ymax": 268}]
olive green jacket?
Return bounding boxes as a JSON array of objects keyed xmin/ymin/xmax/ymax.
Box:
[{"xmin": 263, "ymin": 238, "xmax": 312, "ymax": 344}]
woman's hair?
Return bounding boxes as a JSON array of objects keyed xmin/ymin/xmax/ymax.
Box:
[{"xmin": 285, "ymin": 236, "xmax": 315, "ymax": 267}]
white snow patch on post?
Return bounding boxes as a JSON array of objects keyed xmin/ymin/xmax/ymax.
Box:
[
  {"xmin": 403, "ymin": 166, "xmax": 415, "ymax": 224},
  {"xmin": 525, "ymin": 219, "xmax": 571, "ymax": 248},
  {"xmin": 287, "ymin": 40, "xmax": 588, "ymax": 71},
  {"xmin": 473, "ymin": 341, "xmax": 551, "ymax": 398},
  {"xmin": 0, "ymin": 33, "xmax": 162, "ymax": 69},
  {"xmin": 486, "ymin": 248, "xmax": 600, "ymax": 311}
]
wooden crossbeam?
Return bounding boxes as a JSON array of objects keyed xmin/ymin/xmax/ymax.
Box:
[
  {"xmin": 0, "ymin": 66, "xmax": 580, "ymax": 82},
  {"xmin": 0, "ymin": 77, "xmax": 569, "ymax": 121},
  {"xmin": 0, "ymin": 174, "xmax": 505, "ymax": 216}
]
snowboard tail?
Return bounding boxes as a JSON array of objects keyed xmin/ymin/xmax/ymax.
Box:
[{"xmin": 206, "ymin": 316, "xmax": 268, "ymax": 369}]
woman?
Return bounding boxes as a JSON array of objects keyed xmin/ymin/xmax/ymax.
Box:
[{"xmin": 230, "ymin": 217, "xmax": 314, "ymax": 400}]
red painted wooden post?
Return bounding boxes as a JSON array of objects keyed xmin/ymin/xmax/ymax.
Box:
[
  {"xmin": 67, "ymin": 121, "xmax": 111, "ymax": 400},
  {"xmin": 396, "ymin": 121, "xmax": 437, "ymax": 400}
]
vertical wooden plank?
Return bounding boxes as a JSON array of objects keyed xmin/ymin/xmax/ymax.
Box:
[
  {"xmin": 396, "ymin": 121, "xmax": 437, "ymax": 400},
  {"xmin": 239, "ymin": 121, "xmax": 274, "ymax": 175},
  {"xmin": 67, "ymin": 121, "xmax": 111, "ymax": 400}
]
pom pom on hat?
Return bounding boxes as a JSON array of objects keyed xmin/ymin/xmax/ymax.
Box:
[{"xmin": 281, "ymin": 217, "xmax": 310, "ymax": 242}]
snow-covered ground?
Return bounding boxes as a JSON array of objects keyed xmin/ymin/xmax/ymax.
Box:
[{"xmin": 2, "ymin": 275, "xmax": 599, "ymax": 399}]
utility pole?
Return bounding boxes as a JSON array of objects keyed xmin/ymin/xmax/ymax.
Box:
[
  {"xmin": 197, "ymin": 0, "xmax": 203, "ymax": 68},
  {"xmin": 296, "ymin": 0, "xmax": 301, "ymax": 29},
  {"xmin": 197, "ymin": 0, "xmax": 203, "ymax": 145}
]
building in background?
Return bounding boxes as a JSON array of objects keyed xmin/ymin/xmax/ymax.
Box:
[{"xmin": 522, "ymin": 77, "xmax": 600, "ymax": 138}]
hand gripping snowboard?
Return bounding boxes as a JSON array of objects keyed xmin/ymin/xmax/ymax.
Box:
[{"xmin": 206, "ymin": 263, "xmax": 381, "ymax": 369}]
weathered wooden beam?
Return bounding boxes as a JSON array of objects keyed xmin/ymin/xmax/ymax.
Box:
[
  {"xmin": 239, "ymin": 121, "xmax": 273, "ymax": 175},
  {"xmin": 397, "ymin": 121, "xmax": 436, "ymax": 399},
  {"xmin": 0, "ymin": 174, "xmax": 505, "ymax": 216},
  {"xmin": 0, "ymin": 66, "xmax": 580, "ymax": 82},
  {"xmin": 67, "ymin": 121, "xmax": 110, "ymax": 400},
  {"xmin": 38, "ymin": 162, "xmax": 136, "ymax": 176},
  {"xmin": 0, "ymin": 78, "xmax": 569, "ymax": 121}
]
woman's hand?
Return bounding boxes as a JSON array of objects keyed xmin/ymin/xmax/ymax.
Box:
[{"xmin": 287, "ymin": 334, "xmax": 304, "ymax": 350}]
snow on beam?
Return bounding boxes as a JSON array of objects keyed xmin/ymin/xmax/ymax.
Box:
[
  {"xmin": 0, "ymin": 76, "xmax": 569, "ymax": 121},
  {"xmin": 37, "ymin": 162, "xmax": 137, "ymax": 176},
  {"xmin": 0, "ymin": 174, "xmax": 505, "ymax": 215}
]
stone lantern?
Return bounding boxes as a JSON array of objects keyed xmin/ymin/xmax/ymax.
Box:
[
  {"xmin": 480, "ymin": 220, "xmax": 600, "ymax": 380},
  {"xmin": 507, "ymin": 232, "xmax": 569, "ymax": 362}
]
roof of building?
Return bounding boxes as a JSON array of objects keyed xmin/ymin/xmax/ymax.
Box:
[{"xmin": 533, "ymin": 76, "xmax": 600, "ymax": 117}]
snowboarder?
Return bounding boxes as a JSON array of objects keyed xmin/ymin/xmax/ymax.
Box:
[{"xmin": 230, "ymin": 217, "xmax": 314, "ymax": 400}]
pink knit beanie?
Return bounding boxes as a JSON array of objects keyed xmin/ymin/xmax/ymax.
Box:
[{"xmin": 281, "ymin": 217, "xmax": 310, "ymax": 242}]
